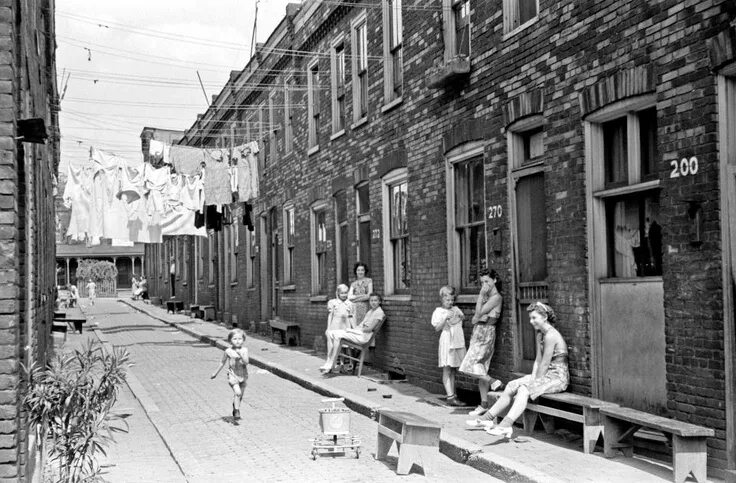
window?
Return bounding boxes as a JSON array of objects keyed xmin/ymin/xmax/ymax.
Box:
[
  {"xmin": 260, "ymin": 103, "xmax": 269, "ymax": 167},
  {"xmin": 382, "ymin": 169, "xmax": 410, "ymax": 294},
  {"xmin": 230, "ymin": 225, "xmax": 238, "ymax": 283},
  {"xmin": 351, "ymin": 13, "xmax": 369, "ymax": 122},
  {"xmin": 442, "ymin": 0, "xmax": 470, "ymax": 61},
  {"xmin": 283, "ymin": 204, "xmax": 295, "ymax": 286},
  {"xmin": 503, "ymin": 0, "xmax": 538, "ymax": 35},
  {"xmin": 311, "ymin": 203, "xmax": 329, "ymax": 295},
  {"xmin": 196, "ymin": 237, "xmax": 203, "ymax": 281},
  {"xmin": 174, "ymin": 237, "xmax": 179, "ymax": 278},
  {"xmin": 208, "ymin": 232, "xmax": 215, "ymax": 284},
  {"xmin": 284, "ymin": 76, "xmax": 293, "ymax": 153},
  {"xmin": 331, "ymin": 39, "xmax": 346, "ymax": 134},
  {"xmin": 307, "ymin": 59, "xmax": 320, "ymax": 150},
  {"xmin": 182, "ymin": 238, "xmax": 189, "ymax": 282},
  {"xmin": 335, "ymin": 191, "xmax": 349, "ymax": 285},
  {"xmin": 382, "ymin": 0, "xmax": 403, "ymax": 102},
  {"xmin": 448, "ymin": 154, "xmax": 486, "ymax": 291},
  {"xmin": 587, "ymin": 98, "xmax": 662, "ymax": 278},
  {"xmin": 355, "ymin": 182, "xmax": 371, "ymax": 269},
  {"xmin": 246, "ymin": 230, "xmax": 256, "ymax": 288},
  {"xmin": 268, "ymin": 91, "xmax": 278, "ymax": 162}
]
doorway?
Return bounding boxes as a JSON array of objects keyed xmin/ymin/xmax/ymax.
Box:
[{"xmin": 268, "ymin": 207, "xmax": 280, "ymax": 318}]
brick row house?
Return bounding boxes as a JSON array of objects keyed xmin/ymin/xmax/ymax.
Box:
[
  {"xmin": 0, "ymin": 0, "xmax": 60, "ymax": 480},
  {"xmin": 143, "ymin": 0, "xmax": 736, "ymax": 476}
]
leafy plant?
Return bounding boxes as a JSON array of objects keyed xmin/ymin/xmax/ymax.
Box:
[
  {"xmin": 75, "ymin": 260, "xmax": 118, "ymax": 284},
  {"xmin": 24, "ymin": 340, "xmax": 131, "ymax": 482}
]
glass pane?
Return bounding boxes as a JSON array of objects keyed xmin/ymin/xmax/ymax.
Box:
[
  {"xmin": 639, "ymin": 107, "xmax": 657, "ymax": 178},
  {"xmin": 519, "ymin": 0, "xmax": 537, "ymax": 25},
  {"xmin": 523, "ymin": 127, "xmax": 544, "ymax": 162},
  {"xmin": 288, "ymin": 248, "xmax": 294, "ymax": 284},
  {"xmin": 454, "ymin": 162, "xmax": 469, "ymax": 224},
  {"xmin": 359, "ymin": 23, "xmax": 368, "ymax": 71},
  {"xmin": 335, "ymin": 192, "xmax": 347, "ymax": 223},
  {"xmin": 359, "ymin": 220, "xmax": 371, "ymax": 268},
  {"xmin": 470, "ymin": 158, "xmax": 484, "ymax": 223},
  {"xmin": 606, "ymin": 191, "xmax": 662, "ymax": 277},
  {"xmin": 393, "ymin": 236, "xmax": 410, "ymax": 290},
  {"xmin": 390, "ymin": 0, "xmax": 402, "ymax": 48},
  {"xmin": 357, "ymin": 183, "xmax": 369, "ymax": 214},
  {"xmin": 603, "ymin": 117, "xmax": 628, "ymax": 186},
  {"xmin": 392, "ymin": 49, "xmax": 403, "ymax": 95},
  {"xmin": 316, "ymin": 211, "xmax": 327, "ymax": 243},
  {"xmin": 460, "ymin": 224, "xmax": 486, "ymax": 289},
  {"xmin": 336, "ymin": 45, "xmax": 345, "ymax": 87},
  {"xmin": 399, "ymin": 181, "xmax": 408, "ymax": 235},
  {"xmin": 318, "ymin": 252, "xmax": 327, "ymax": 293},
  {"xmin": 340, "ymin": 223, "xmax": 349, "ymax": 284},
  {"xmin": 454, "ymin": 0, "xmax": 470, "ymax": 57}
]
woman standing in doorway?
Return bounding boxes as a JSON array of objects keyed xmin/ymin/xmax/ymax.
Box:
[
  {"xmin": 460, "ymin": 269, "xmax": 503, "ymax": 417},
  {"xmin": 347, "ymin": 262, "xmax": 373, "ymax": 327}
]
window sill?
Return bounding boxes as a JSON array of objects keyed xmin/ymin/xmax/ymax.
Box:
[
  {"xmin": 247, "ymin": 286, "xmax": 256, "ymax": 292},
  {"xmin": 456, "ymin": 294, "xmax": 478, "ymax": 305},
  {"xmin": 381, "ymin": 97, "xmax": 403, "ymax": 113},
  {"xmin": 282, "ymin": 284, "xmax": 296, "ymax": 291},
  {"xmin": 593, "ymin": 180, "xmax": 660, "ymax": 198},
  {"xmin": 208, "ymin": 284, "xmax": 215, "ymax": 289},
  {"xmin": 308, "ymin": 145, "xmax": 320, "ymax": 156},
  {"xmin": 330, "ymin": 129, "xmax": 346, "ymax": 141},
  {"xmin": 502, "ymin": 16, "xmax": 539, "ymax": 42},
  {"xmin": 310, "ymin": 295, "xmax": 328, "ymax": 303},
  {"xmin": 351, "ymin": 117, "xmax": 368, "ymax": 130},
  {"xmin": 384, "ymin": 294, "xmax": 412, "ymax": 303},
  {"xmin": 599, "ymin": 276, "xmax": 663, "ymax": 284},
  {"xmin": 182, "ymin": 282, "xmax": 187, "ymax": 287},
  {"xmin": 230, "ymin": 282, "xmax": 238, "ymax": 287}
]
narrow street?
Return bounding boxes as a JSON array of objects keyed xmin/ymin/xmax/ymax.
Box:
[{"xmin": 72, "ymin": 299, "xmax": 496, "ymax": 482}]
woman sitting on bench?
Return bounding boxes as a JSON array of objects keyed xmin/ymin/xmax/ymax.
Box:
[
  {"xmin": 467, "ymin": 301, "xmax": 568, "ymax": 438},
  {"xmin": 320, "ymin": 293, "xmax": 384, "ymax": 374}
]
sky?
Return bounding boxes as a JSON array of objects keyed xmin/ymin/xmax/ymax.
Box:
[{"xmin": 57, "ymin": 0, "xmax": 296, "ymax": 171}]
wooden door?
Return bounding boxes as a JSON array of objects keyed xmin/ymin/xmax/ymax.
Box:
[
  {"xmin": 269, "ymin": 208, "xmax": 280, "ymax": 318},
  {"xmin": 259, "ymin": 214, "xmax": 270, "ymax": 320},
  {"xmin": 513, "ymin": 172, "xmax": 547, "ymax": 372}
]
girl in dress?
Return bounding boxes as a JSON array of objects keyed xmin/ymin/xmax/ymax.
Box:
[
  {"xmin": 431, "ymin": 286, "xmax": 467, "ymax": 407},
  {"xmin": 467, "ymin": 302, "xmax": 569, "ymax": 438},
  {"xmin": 211, "ymin": 328, "xmax": 250, "ymax": 420},
  {"xmin": 347, "ymin": 262, "xmax": 373, "ymax": 326},
  {"xmin": 460, "ymin": 269, "xmax": 503, "ymax": 417},
  {"xmin": 324, "ymin": 284, "xmax": 354, "ymax": 366}
]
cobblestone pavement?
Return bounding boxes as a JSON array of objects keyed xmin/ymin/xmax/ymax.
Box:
[{"xmin": 80, "ymin": 300, "xmax": 496, "ymax": 482}]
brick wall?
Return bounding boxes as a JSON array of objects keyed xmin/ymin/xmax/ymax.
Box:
[{"xmin": 144, "ymin": 0, "xmax": 736, "ymax": 474}]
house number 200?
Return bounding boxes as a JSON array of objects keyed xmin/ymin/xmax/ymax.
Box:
[
  {"xmin": 670, "ymin": 157, "xmax": 699, "ymax": 178},
  {"xmin": 488, "ymin": 205, "xmax": 503, "ymax": 219}
]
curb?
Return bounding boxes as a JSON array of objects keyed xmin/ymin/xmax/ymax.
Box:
[{"xmin": 119, "ymin": 299, "xmax": 553, "ymax": 483}]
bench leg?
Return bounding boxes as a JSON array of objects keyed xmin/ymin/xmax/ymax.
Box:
[
  {"xmin": 522, "ymin": 410, "xmax": 539, "ymax": 434},
  {"xmin": 376, "ymin": 432, "xmax": 393, "ymax": 461},
  {"xmin": 396, "ymin": 444, "xmax": 437, "ymax": 476},
  {"xmin": 356, "ymin": 349, "xmax": 366, "ymax": 377},
  {"xmin": 582, "ymin": 406, "xmax": 604, "ymax": 454},
  {"xmin": 539, "ymin": 414, "xmax": 556, "ymax": 434},
  {"xmin": 602, "ymin": 416, "xmax": 636, "ymax": 458},
  {"xmin": 74, "ymin": 321, "xmax": 83, "ymax": 334},
  {"xmin": 672, "ymin": 436, "xmax": 708, "ymax": 483}
]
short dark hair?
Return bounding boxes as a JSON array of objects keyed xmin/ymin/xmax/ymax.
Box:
[
  {"xmin": 480, "ymin": 268, "xmax": 502, "ymax": 292},
  {"xmin": 353, "ymin": 262, "xmax": 370, "ymax": 276},
  {"xmin": 368, "ymin": 292, "xmax": 383, "ymax": 304}
]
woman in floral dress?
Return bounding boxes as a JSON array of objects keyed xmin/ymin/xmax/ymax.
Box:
[{"xmin": 347, "ymin": 262, "xmax": 373, "ymax": 326}]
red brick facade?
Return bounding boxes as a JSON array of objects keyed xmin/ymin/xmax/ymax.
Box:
[
  {"xmin": 143, "ymin": 1, "xmax": 736, "ymax": 476},
  {"xmin": 0, "ymin": 0, "xmax": 59, "ymax": 479}
]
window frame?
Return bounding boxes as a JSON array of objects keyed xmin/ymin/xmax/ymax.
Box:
[
  {"xmin": 330, "ymin": 36, "xmax": 347, "ymax": 136},
  {"xmin": 307, "ymin": 57, "xmax": 321, "ymax": 151},
  {"xmin": 584, "ymin": 94, "xmax": 662, "ymax": 281},
  {"xmin": 442, "ymin": 0, "xmax": 471, "ymax": 62},
  {"xmin": 208, "ymin": 231, "xmax": 215, "ymax": 285},
  {"xmin": 334, "ymin": 190, "xmax": 350, "ymax": 285},
  {"xmin": 246, "ymin": 229, "xmax": 256, "ymax": 289},
  {"xmin": 502, "ymin": 0, "xmax": 540, "ymax": 38},
  {"xmin": 382, "ymin": 0, "xmax": 403, "ymax": 105},
  {"xmin": 310, "ymin": 200, "xmax": 330, "ymax": 296},
  {"xmin": 351, "ymin": 11, "xmax": 369, "ymax": 124},
  {"xmin": 282, "ymin": 203, "xmax": 296, "ymax": 287},
  {"xmin": 445, "ymin": 143, "xmax": 487, "ymax": 294},
  {"xmin": 284, "ymin": 75, "xmax": 293, "ymax": 154},
  {"xmin": 382, "ymin": 168, "xmax": 410, "ymax": 296},
  {"xmin": 268, "ymin": 89, "xmax": 278, "ymax": 163},
  {"xmin": 355, "ymin": 181, "xmax": 371, "ymax": 267},
  {"xmin": 229, "ymin": 225, "xmax": 239, "ymax": 284}
]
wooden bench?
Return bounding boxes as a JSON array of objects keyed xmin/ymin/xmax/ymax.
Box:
[
  {"xmin": 376, "ymin": 409, "xmax": 442, "ymax": 476},
  {"xmin": 166, "ymin": 300, "xmax": 184, "ymax": 314},
  {"xmin": 337, "ymin": 317, "xmax": 387, "ymax": 377},
  {"xmin": 523, "ymin": 392, "xmax": 618, "ymax": 454},
  {"xmin": 600, "ymin": 405, "xmax": 714, "ymax": 483},
  {"xmin": 269, "ymin": 320, "xmax": 301, "ymax": 346},
  {"xmin": 51, "ymin": 321, "xmax": 68, "ymax": 342},
  {"xmin": 201, "ymin": 305, "xmax": 216, "ymax": 321}
]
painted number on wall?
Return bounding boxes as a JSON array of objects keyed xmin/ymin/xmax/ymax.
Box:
[
  {"xmin": 670, "ymin": 156, "xmax": 699, "ymax": 178},
  {"xmin": 371, "ymin": 229, "xmax": 381, "ymax": 240},
  {"xmin": 488, "ymin": 205, "xmax": 503, "ymax": 219}
]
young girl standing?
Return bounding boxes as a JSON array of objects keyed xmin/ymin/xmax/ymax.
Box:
[
  {"xmin": 211, "ymin": 328, "xmax": 250, "ymax": 420},
  {"xmin": 85, "ymin": 279, "xmax": 97, "ymax": 306},
  {"xmin": 431, "ymin": 286, "xmax": 466, "ymax": 407}
]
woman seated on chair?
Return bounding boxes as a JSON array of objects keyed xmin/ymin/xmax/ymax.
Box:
[{"xmin": 320, "ymin": 293, "xmax": 384, "ymax": 374}]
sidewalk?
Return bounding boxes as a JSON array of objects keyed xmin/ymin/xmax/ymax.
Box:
[{"xmin": 119, "ymin": 299, "xmax": 691, "ymax": 483}]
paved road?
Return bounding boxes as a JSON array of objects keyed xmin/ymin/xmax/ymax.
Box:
[{"xmin": 76, "ymin": 300, "xmax": 496, "ymax": 482}]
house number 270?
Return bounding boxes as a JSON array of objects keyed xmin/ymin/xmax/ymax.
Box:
[
  {"xmin": 488, "ymin": 205, "xmax": 503, "ymax": 219},
  {"xmin": 670, "ymin": 157, "xmax": 699, "ymax": 178}
]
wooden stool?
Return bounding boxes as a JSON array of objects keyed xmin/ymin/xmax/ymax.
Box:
[{"xmin": 375, "ymin": 409, "xmax": 441, "ymax": 476}]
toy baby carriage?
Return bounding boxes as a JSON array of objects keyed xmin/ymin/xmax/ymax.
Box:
[{"xmin": 309, "ymin": 397, "xmax": 361, "ymax": 459}]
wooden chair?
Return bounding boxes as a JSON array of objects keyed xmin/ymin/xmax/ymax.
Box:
[{"xmin": 337, "ymin": 317, "xmax": 386, "ymax": 377}]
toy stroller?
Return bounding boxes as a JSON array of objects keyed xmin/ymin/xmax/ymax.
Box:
[{"xmin": 309, "ymin": 397, "xmax": 361, "ymax": 459}]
